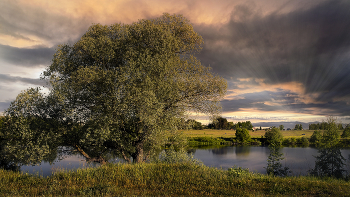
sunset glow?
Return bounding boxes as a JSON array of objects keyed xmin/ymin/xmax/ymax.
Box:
[{"xmin": 1, "ymin": 0, "xmax": 350, "ymax": 127}]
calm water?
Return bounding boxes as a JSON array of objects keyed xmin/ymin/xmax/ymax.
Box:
[
  {"xmin": 20, "ymin": 146, "xmax": 350, "ymax": 177},
  {"xmin": 192, "ymin": 146, "xmax": 350, "ymax": 175}
]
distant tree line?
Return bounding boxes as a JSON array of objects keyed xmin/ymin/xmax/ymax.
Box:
[
  {"xmin": 294, "ymin": 124, "xmax": 303, "ymax": 130},
  {"xmin": 207, "ymin": 117, "xmax": 253, "ymax": 130},
  {"xmin": 309, "ymin": 122, "xmax": 344, "ymax": 130}
]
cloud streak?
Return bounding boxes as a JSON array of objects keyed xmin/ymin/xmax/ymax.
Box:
[{"xmin": 0, "ymin": 0, "xmax": 350, "ymax": 123}]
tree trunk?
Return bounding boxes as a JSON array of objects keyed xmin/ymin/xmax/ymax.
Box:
[
  {"xmin": 74, "ymin": 144, "xmax": 108, "ymax": 165},
  {"xmin": 132, "ymin": 142, "xmax": 144, "ymax": 163}
]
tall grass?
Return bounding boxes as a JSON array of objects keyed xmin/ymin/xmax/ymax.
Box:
[{"xmin": 1, "ymin": 162, "xmax": 350, "ymax": 196}]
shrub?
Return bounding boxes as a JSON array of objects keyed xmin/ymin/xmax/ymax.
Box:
[
  {"xmin": 155, "ymin": 146, "xmax": 202, "ymax": 165},
  {"xmin": 264, "ymin": 128, "xmax": 283, "ymax": 146},
  {"xmin": 282, "ymin": 138, "xmax": 291, "ymax": 145},
  {"xmin": 290, "ymin": 137, "xmax": 297, "ymax": 144},
  {"xmin": 297, "ymin": 137, "xmax": 309, "ymax": 146},
  {"xmin": 235, "ymin": 128, "xmax": 251, "ymax": 143},
  {"xmin": 228, "ymin": 166, "xmax": 250, "ymax": 177}
]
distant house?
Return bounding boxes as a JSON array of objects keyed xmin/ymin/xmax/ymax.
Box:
[{"xmin": 287, "ymin": 128, "xmax": 291, "ymax": 130}]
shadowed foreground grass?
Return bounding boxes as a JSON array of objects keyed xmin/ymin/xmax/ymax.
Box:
[{"xmin": 1, "ymin": 163, "xmax": 349, "ymax": 196}]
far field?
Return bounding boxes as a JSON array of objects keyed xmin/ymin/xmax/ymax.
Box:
[{"xmin": 182, "ymin": 129, "xmax": 343, "ymax": 138}]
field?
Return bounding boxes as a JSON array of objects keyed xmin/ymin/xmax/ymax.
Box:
[
  {"xmin": 182, "ymin": 129, "xmax": 343, "ymax": 139},
  {"xmin": 1, "ymin": 162, "xmax": 350, "ymax": 196}
]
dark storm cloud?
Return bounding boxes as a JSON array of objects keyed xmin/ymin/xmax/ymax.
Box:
[
  {"xmin": 0, "ymin": 44, "xmax": 55, "ymax": 67},
  {"xmin": 221, "ymin": 90, "xmax": 300, "ymax": 113},
  {"xmin": 0, "ymin": 74, "xmax": 46, "ymax": 86},
  {"xmin": 221, "ymin": 89, "xmax": 350, "ymax": 116},
  {"xmin": 0, "ymin": 0, "xmax": 90, "ymax": 45},
  {"xmin": 196, "ymin": 0, "xmax": 350, "ymax": 104}
]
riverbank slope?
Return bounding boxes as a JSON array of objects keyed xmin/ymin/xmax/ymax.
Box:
[{"xmin": 1, "ymin": 162, "xmax": 349, "ymax": 196}]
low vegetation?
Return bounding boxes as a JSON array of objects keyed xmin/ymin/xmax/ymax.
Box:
[{"xmin": 1, "ymin": 162, "xmax": 350, "ymax": 196}]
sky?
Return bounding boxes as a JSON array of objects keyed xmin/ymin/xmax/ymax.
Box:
[{"xmin": 1, "ymin": 0, "xmax": 350, "ymax": 127}]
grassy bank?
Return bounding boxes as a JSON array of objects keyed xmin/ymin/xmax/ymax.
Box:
[{"xmin": 1, "ymin": 162, "xmax": 350, "ymax": 196}]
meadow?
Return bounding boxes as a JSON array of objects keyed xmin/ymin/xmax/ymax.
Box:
[
  {"xmin": 1, "ymin": 162, "xmax": 350, "ymax": 196},
  {"xmin": 182, "ymin": 129, "xmax": 342, "ymax": 139}
]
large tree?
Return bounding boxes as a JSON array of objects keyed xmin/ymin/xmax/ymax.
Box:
[{"xmin": 3, "ymin": 14, "xmax": 227, "ymax": 164}]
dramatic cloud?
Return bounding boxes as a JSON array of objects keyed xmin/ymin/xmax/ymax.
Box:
[
  {"xmin": 1, "ymin": 0, "xmax": 349, "ymax": 123},
  {"xmin": 194, "ymin": 0, "xmax": 350, "ymax": 119}
]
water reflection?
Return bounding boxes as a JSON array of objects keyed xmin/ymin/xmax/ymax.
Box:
[
  {"xmin": 3, "ymin": 145, "xmax": 350, "ymax": 177},
  {"xmin": 309, "ymin": 147, "xmax": 347, "ymax": 178},
  {"xmin": 265, "ymin": 146, "xmax": 290, "ymax": 176}
]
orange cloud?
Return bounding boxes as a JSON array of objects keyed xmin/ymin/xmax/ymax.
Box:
[{"xmin": 225, "ymin": 78, "xmax": 322, "ymax": 104}]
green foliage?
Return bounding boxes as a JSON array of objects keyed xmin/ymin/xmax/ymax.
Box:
[
  {"xmin": 155, "ymin": 146, "xmax": 202, "ymax": 165},
  {"xmin": 212, "ymin": 116, "xmax": 229, "ymax": 129},
  {"xmin": 4, "ymin": 14, "xmax": 227, "ymax": 164},
  {"xmin": 279, "ymin": 125, "xmax": 284, "ymax": 130},
  {"xmin": 264, "ymin": 128, "xmax": 283, "ymax": 146},
  {"xmin": 0, "ymin": 88, "xmax": 63, "ymax": 165},
  {"xmin": 1, "ymin": 162, "xmax": 350, "ymax": 196},
  {"xmin": 297, "ymin": 137, "xmax": 310, "ymax": 146},
  {"xmin": 310, "ymin": 130, "xmax": 322, "ymax": 144},
  {"xmin": 187, "ymin": 136, "xmax": 227, "ymax": 145},
  {"xmin": 309, "ymin": 121, "xmax": 331, "ymax": 130},
  {"xmin": 294, "ymin": 124, "xmax": 303, "ymax": 130},
  {"xmin": 341, "ymin": 126, "xmax": 350, "ymax": 138},
  {"xmin": 338, "ymin": 123, "xmax": 344, "ymax": 130},
  {"xmin": 234, "ymin": 121, "xmax": 253, "ymax": 130},
  {"xmin": 321, "ymin": 117, "xmax": 340, "ymax": 147},
  {"xmin": 186, "ymin": 119, "xmax": 203, "ymax": 130},
  {"xmin": 227, "ymin": 166, "xmax": 250, "ymax": 177},
  {"xmin": 235, "ymin": 128, "xmax": 251, "ymax": 144}
]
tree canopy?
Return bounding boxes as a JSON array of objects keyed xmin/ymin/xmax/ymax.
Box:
[
  {"xmin": 2, "ymin": 13, "xmax": 227, "ymax": 164},
  {"xmin": 264, "ymin": 128, "xmax": 283, "ymax": 146}
]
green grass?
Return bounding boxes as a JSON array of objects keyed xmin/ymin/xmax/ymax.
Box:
[
  {"xmin": 183, "ymin": 129, "xmax": 343, "ymax": 138},
  {"xmin": 1, "ymin": 162, "xmax": 350, "ymax": 196}
]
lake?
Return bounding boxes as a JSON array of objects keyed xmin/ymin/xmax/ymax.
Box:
[{"xmin": 20, "ymin": 146, "xmax": 350, "ymax": 177}]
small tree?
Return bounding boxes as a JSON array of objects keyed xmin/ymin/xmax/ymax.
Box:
[
  {"xmin": 189, "ymin": 119, "xmax": 203, "ymax": 130},
  {"xmin": 235, "ymin": 128, "xmax": 251, "ymax": 144},
  {"xmin": 279, "ymin": 125, "xmax": 284, "ymax": 130},
  {"xmin": 212, "ymin": 117, "xmax": 229, "ymax": 130},
  {"xmin": 265, "ymin": 128, "xmax": 283, "ymax": 146},
  {"xmin": 341, "ymin": 125, "xmax": 350, "ymax": 138},
  {"xmin": 294, "ymin": 124, "xmax": 303, "ymax": 130},
  {"xmin": 321, "ymin": 117, "xmax": 340, "ymax": 147},
  {"xmin": 310, "ymin": 130, "xmax": 322, "ymax": 144}
]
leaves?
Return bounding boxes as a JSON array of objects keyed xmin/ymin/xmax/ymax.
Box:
[{"xmin": 4, "ymin": 13, "xmax": 227, "ymax": 164}]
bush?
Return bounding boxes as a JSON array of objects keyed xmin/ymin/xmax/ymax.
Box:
[
  {"xmin": 290, "ymin": 137, "xmax": 297, "ymax": 144},
  {"xmin": 235, "ymin": 128, "xmax": 251, "ymax": 143},
  {"xmin": 155, "ymin": 146, "xmax": 202, "ymax": 165},
  {"xmin": 282, "ymin": 138, "xmax": 291, "ymax": 145},
  {"xmin": 297, "ymin": 137, "xmax": 309, "ymax": 146},
  {"xmin": 264, "ymin": 128, "xmax": 283, "ymax": 146},
  {"xmin": 228, "ymin": 166, "xmax": 250, "ymax": 177}
]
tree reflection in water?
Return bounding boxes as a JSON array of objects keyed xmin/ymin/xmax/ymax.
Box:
[
  {"xmin": 265, "ymin": 146, "xmax": 291, "ymax": 176},
  {"xmin": 309, "ymin": 147, "xmax": 347, "ymax": 179}
]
